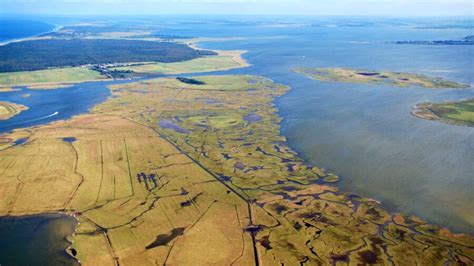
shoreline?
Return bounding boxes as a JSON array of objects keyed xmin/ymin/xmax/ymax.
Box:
[
  {"xmin": 0, "ymin": 46, "xmax": 470, "ymax": 236},
  {"xmin": 0, "ymin": 33, "xmax": 473, "ymax": 263},
  {"xmin": 0, "ymin": 25, "xmax": 61, "ymax": 47},
  {"xmin": 0, "ymin": 38, "xmax": 250, "ymax": 90},
  {"xmin": 0, "ymin": 101, "xmax": 29, "ymax": 120}
]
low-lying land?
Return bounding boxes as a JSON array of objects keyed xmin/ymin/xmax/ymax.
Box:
[
  {"xmin": 412, "ymin": 98, "xmax": 474, "ymax": 127},
  {"xmin": 1, "ymin": 75, "xmax": 473, "ymax": 265},
  {"xmin": 114, "ymin": 49, "xmax": 249, "ymax": 74},
  {"xmin": 0, "ymin": 101, "xmax": 28, "ymax": 120},
  {"xmin": 0, "ymin": 67, "xmax": 107, "ymax": 89},
  {"xmin": 293, "ymin": 67, "xmax": 470, "ymax": 89},
  {"xmin": 0, "ymin": 39, "xmax": 216, "ymax": 72},
  {"xmin": 0, "ymin": 114, "xmax": 254, "ymax": 265}
]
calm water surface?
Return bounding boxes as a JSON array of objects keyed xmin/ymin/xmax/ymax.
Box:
[{"xmin": 0, "ymin": 214, "xmax": 78, "ymax": 266}]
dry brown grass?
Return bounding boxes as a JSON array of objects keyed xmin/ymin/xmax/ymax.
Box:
[
  {"xmin": 0, "ymin": 114, "xmax": 254, "ymax": 265},
  {"xmin": 0, "ymin": 101, "xmax": 28, "ymax": 120}
]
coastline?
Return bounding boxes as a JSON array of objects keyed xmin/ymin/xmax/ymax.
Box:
[
  {"xmin": 185, "ymin": 37, "xmax": 251, "ymax": 69},
  {"xmin": 0, "ymin": 32, "xmax": 473, "ymax": 264},
  {"xmin": 0, "ymin": 25, "xmax": 60, "ymax": 47}
]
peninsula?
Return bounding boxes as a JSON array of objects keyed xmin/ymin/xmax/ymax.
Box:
[{"xmin": 0, "ymin": 101, "xmax": 28, "ymax": 120}]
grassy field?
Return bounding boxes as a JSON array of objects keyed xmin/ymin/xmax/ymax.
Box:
[
  {"xmin": 115, "ymin": 50, "xmax": 248, "ymax": 75},
  {"xmin": 0, "ymin": 75, "xmax": 473, "ymax": 265},
  {"xmin": 0, "ymin": 101, "xmax": 28, "ymax": 120},
  {"xmin": 0, "ymin": 67, "xmax": 106, "ymax": 88},
  {"xmin": 0, "ymin": 115, "xmax": 253, "ymax": 265},
  {"xmin": 413, "ymin": 98, "xmax": 474, "ymax": 126},
  {"xmin": 294, "ymin": 67, "xmax": 470, "ymax": 89}
]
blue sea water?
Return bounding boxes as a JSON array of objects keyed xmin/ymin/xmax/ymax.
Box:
[
  {"xmin": 0, "ymin": 214, "xmax": 78, "ymax": 266},
  {"xmin": 0, "ymin": 19, "xmax": 54, "ymax": 42},
  {"xmin": 0, "ymin": 82, "xmax": 111, "ymax": 133}
]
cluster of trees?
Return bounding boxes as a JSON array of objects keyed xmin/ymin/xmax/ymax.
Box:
[
  {"xmin": 176, "ymin": 77, "xmax": 206, "ymax": 85},
  {"xmin": 0, "ymin": 39, "xmax": 216, "ymax": 72}
]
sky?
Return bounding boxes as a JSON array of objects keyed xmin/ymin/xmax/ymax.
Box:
[{"xmin": 1, "ymin": 0, "xmax": 473, "ymax": 17}]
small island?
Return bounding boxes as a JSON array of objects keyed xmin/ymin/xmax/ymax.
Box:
[
  {"xmin": 395, "ymin": 35, "xmax": 474, "ymax": 46},
  {"xmin": 0, "ymin": 101, "xmax": 28, "ymax": 120},
  {"xmin": 412, "ymin": 98, "xmax": 474, "ymax": 127},
  {"xmin": 293, "ymin": 67, "xmax": 469, "ymax": 89}
]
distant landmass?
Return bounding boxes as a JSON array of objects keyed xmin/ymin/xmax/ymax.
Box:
[
  {"xmin": 395, "ymin": 35, "xmax": 474, "ymax": 45},
  {"xmin": 293, "ymin": 67, "xmax": 469, "ymax": 89}
]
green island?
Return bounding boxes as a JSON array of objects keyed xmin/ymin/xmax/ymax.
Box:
[
  {"xmin": 412, "ymin": 98, "xmax": 474, "ymax": 127},
  {"xmin": 0, "ymin": 101, "xmax": 28, "ymax": 120},
  {"xmin": 293, "ymin": 67, "xmax": 470, "ymax": 89},
  {"xmin": 1, "ymin": 72, "xmax": 473, "ymax": 265}
]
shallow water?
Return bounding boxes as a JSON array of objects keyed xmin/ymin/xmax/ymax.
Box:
[
  {"xmin": 0, "ymin": 214, "xmax": 78, "ymax": 266},
  {"xmin": 184, "ymin": 17, "xmax": 474, "ymax": 234},
  {"xmin": 0, "ymin": 83, "xmax": 110, "ymax": 134},
  {"xmin": 0, "ymin": 77, "xmax": 167, "ymax": 134},
  {"xmin": 243, "ymin": 113, "xmax": 262, "ymax": 123}
]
